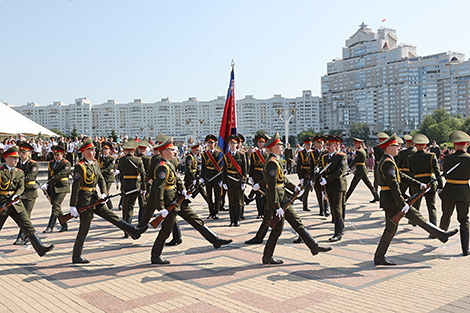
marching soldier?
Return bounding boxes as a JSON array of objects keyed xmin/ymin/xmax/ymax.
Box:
[
  {"xmin": 247, "ymin": 133, "xmax": 268, "ymax": 218},
  {"xmin": 118, "ymin": 140, "xmax": 145, "ymax": 237},
  {"xmin": 396, "ymin": 135, "xmax": 417, "ymax": 196},
  {"xmin": 136, "ymin": 140, "xmax": 151, "ymax": 221},
  {"xmin": 99, "ymin": 142, "xmax": 116, "ymax": 210},
  {"xmin": 184, "ymin": 143, "xmax": 207, "ymax": 203},
  {"xmin": 346, "ymin": 138, "xmax": 379, "ymax": 202},
  {"xmin": 297, "ymin": 137, "xmax": 313, "ymax": 211},
  {"xmin": 222, "ymin": 135, "xmax": 247, "ymax": 226},
  {"xmin": 42, "ymin": 145, "xmax": 70, "ymax": 233},
  {"xmin": 13, "ymin": 142, "xmax": 39, "ymax": 245},
  {"xmin": 238, "ymin": 133, "xmax": 249, "ymax": 220},
  {"xmin": 145, "ymin": 135, "xmax": 169, "ymax": 185},
  {"xmin": 201, "ymin": 134, "xmax": 223, "ymax": 219},
  {"xmin": 261, "ymin": 132, "xmax": 331, "ymax": 264},
  {"xmin": 0, "ymin": 146, "xmax": 54, "ymax": 256},
  {"xmin": 145, "ymin": 137, "xmax": 232, "ymax": 264},
  {"xmin": 319, "ymin": 135, "xmax": 348, "ymax": 242},
  {"xmin": 439, "ymin": 130, "xmax": 470, "ymax": 256},
  {"xmin": 373, "ymin": 134, "xmax": 458, "ymax": 266},
  {"xmin": 69, "ymin": 139, "xmax": 148, "ymax": 263},
  {"xmin": 284, "ymin": 143, "xmax": 294, "ymax": 174},
  {"xmin": 311, "ymin": 135, "xmax": 330, "ymax": 216},
  {"xmin": 408, "ymin": 134, "xmax": 443, "ymax": 227},
  {"xmin": 372, "ymin": 132, "xmax": 389, "ymax": 198}
]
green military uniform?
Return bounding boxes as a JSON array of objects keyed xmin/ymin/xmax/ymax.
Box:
[
  {"xmin": 395, "ymin": 135, "xmax": 417, "ymax": 196},
  {"xmin": 320, "ymin": 135, "xmax": 348, "ymax": 242},
  {"xmin": 223, "ymin": 135, "xmax": 247, "ymax": 226},
  {"xmin": 0, "ymin": 146, "xmax": 54, "ymax": 257},
  {"xmin": 374, "ymin": 134, "xmax": 457, "ymax": 265},
  {"xmin": 297, "ymin": 139, "xmax": 312, "ymax": 211},
  {"xmin": 248, "ymin": 146, "xmax": 268, "ymax": 218},
  {"xmin": 373, "ymin": 133, "xmax": 389, "ymax": 194},
  {"xmin": 284, "ymin": 146, "xmax": 294, "ymax": 174},
  {"xmin": 310, "ymin": 135, "xmax": 330, "ymax": 216},
  {"xmin": 261, "ymin": 132, "xmax": 331, "ymax": 264},
  {"xmin": 439, "ymin": 130, "xmax": 470, "ymax": 256},
  {"xmin": 44, "ymin": 146, "xmax": 71, "ymax": 233},
  {"xmin": 136, "ymin": 140, "xmax": 151, "ymax": 222},
  {"xmin": 408, "ymin": 134, "xmax": 443, "ymax": 226},
  {"xmin": 346, "ymin": 138, "xmax": 379, "ymax": 202},
  {"xmin": 201, "ymin": 135, "xmax": 223, "ymax": 218},
  {"xmin": 99, "ymin": 142, "xmax": 116, "ymax": 210},
  {"xmin": 70, "ymin": 139, "xmax": 147, "ymax": 263}
]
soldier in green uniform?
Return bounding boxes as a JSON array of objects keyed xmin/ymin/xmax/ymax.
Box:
[
  {"xmin": 297, "ymin": 137, "xmax": 313, "ymax": 211},
  {"xmin": 145, "ymin": 135, "xmax": 168, "ymax": 185},
  {"xmin": 237, "ymin": 133, "xmax": 249, "ymax": 220},
  {"xmin": 99, "ymin": 142, "xmax": 116, "ymax": 210},
  {"xmin": 0, "ymin": 146, "xmax": 54, "ymax": 256},
  {"xmin": 136, "ymin": 140, "xmax": 151, "ymax": 222},
  {"xmin": 396, "ymin": 135, "xmax": 417, "ymax": 197},
  {"xmin": 373, "ymin": 134, "xmax": 458, "ymax": 266},
  {"xmin": 145, "ymin": 137, "xmax": 232, "ymax": 264},
  {"xmin": 42, "ymin": 145, "xmax": 70, "ymax": 233},
  {"xmin": 201, "ymin": 134, "xmax": 223, "ymax": 219},
  {"xmin": 222, "ymin": 135, "xmax": 247, "ymax": 227},
  {"xmin": 311, "ymin": 135, "xmax": 330, "ymax": 216},
  {"xmin": 372, "ymin": 132, "xmax": 389, "ymax": 199},
  {"xmin": 346, "ymin": 138, "xmax": 379, "ymax": 202},
  {"xmin": 13, "ymin": 142, "xmax": 39, "ymax": 245},
  {"xmin": 284, "ymin": 143, "xmax": 294, "ymax": 174},
  {"xmin": 247, "ymin": 133, "xmax": 268, "ymax": 218},
  {"xmin": 319, "ymin": 135, "xmax": 348, "ymax": 242},
  {"xmin": 261, "ymin": 132, "xmax": 331, "ymax": 264},
  {"xmin": 117, "ymin": 140, "xmax": 146, "ymax": 237},
  {"xmin": 439, "ymin": 130, "xmax": 470, "ymax": 256},
  {"xmin": 408, "ymin": 134, "xmax": 443, "ymax": 226},
  {"xmin": 69, "ymin": 139, "xmax": 148, "ymax": 263}
]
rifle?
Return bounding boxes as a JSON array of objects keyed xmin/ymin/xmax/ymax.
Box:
[
  {"xmin": 267, "ymin": 163, "xmax": 331, "ymax": 228},
  {"xmin": 59, "ymin": 188, "xmax": 139, "ymax": 224},
  {"xmin": 0, "ymin": 179, "xmax": 49, "ymax": 214},
  {"xmin": 390, "ymin": 162, "xmax": 460, "ymax": 226},
  {"xmin": 227, "ymin": 176, "xmax": 265, "ymax": 195},
  {"xmin": 129, "ymin": 159, "xmax": 146, "ymax": 199},
  {"xmin": 149, "ymin": 171, "xmax": 223, "ymax": 228}
]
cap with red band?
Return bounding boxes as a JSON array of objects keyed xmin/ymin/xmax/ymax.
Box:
[
  {"xmin": 52, "ymin": 145, "xmax": 66, "ymax": 154},
  {"xmin": 227, "ymin": 134, "xmax": 239, "ymax": 143},
  {"xmin": 17, "ymin": 141, "xmax": 33, "ymax": 152},
  {"xmin": 78, "ymin": 139, "xmax": 95, "ymax": 153},
  {"xmin": 403, "ymin": 135, "xmax": 413, "ymax": 143},
  {"xmin": 264, "ymin": 132, "xmax": 283, "ymax": 149},
  {"xmin": 4, "ymin": 146, "xmax": 19, "ymax": 158},
  {"xmin": 378, "ymin": 133, "xmax": 400, "ymax": 149},
  {"xmin": 205, "ymin": 134, "xmax": 217, "ymax": 143},
  {"xmin": 156, "ymin": 136, "xmax": 175, "ymax": 151},
  {"xmin": 353, "ymin": 137, "xmax": 363, "ymax": 144}
]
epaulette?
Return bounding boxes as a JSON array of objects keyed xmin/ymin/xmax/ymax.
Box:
[
  {"xmin": 29, "ymin": 160, "xmax": 37, "ymax": 163},
  {"xmin": 159, "ymin": 161, "xmax": 166, "ymax": 166},
  {"xmin": 338, "ymin": 152, "xmax": 346, "ymax": 156},
  {"xmin": 270, "ymin": 156, "xmax": 276, "ymax": 162},
  {"xmin": 78, "ymin": 160, "xmax": 85, "ymax": 165},
  {"xmin": 384, "ymin": 156, "xmax": 393, "ymax": 161}
]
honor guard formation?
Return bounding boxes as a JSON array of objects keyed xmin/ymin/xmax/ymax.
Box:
[{"xmin": 3, "ymin": 129, "xmax": 470, "ymax": 267}]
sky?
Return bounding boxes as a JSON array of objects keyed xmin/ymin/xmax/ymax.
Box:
[{"xmin": 2, "ymin": 0, "xmax": 470, "ymax": 107}]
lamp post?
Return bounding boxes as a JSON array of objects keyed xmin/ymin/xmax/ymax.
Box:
[
  {"xmin": 198, "ymin": 119, "xmax": 205, "ymax": 142},
  {"xmin": 275, "ymin": 107, "xmax": 297, "ymax": 145}
]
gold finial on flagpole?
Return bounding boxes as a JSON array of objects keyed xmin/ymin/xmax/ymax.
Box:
[{"xmin": 231, "ymin": 59, "xmax": 235, "ymax": 70}]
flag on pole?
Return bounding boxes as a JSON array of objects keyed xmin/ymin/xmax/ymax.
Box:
[
  {"xmin": 217, "ymin": 61, "xmax": 237, "ymax": 154},
  {"xmin": 381, "ymin": 18, "xmax": 386, "ymax": 22}
]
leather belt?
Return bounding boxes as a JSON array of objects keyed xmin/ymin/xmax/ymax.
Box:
[
  {"xmin": 123, "ymin": 175, "xmax": 139, "ymax": 179},
  {"xmin": 60, "ymin": 177, "xmax": 69, "ymax": 181},
  {"xmin": 399, "ymin": 168, "xmax": 410, "ymax": 171},
  {"xmin": 207, "ymin": 166, "xmax": 215, "ymax": 170},
  {"xmin": 227, "ymin": 170, "xmax": 238, "ymax": 174},
  {"xmin": 254, "ymin": 167, "xmax": 263, "ymax": 171},
  {"xmin": 301, "ymin": 166, "xmax": 309, "ymax": 169},
  {"xmin": 446, "ymin": 179, "xmax": 469, "ymax": 185},
  {"xmin": 164, "ymin": 185, "xmax": 176, "ymax": 190},
  {"xmin": 380, "ymin": 186, "xmax": 390, "ymax": 191},
  {"xmin": 356, "ymin": 163, "xmax": 365, "ymax": 165},
  {"xmin": 80, "ymin": 186, "xmax": 96, "ymax": 192},
  {"xmin": 414, "ymin": 173, "xmax": 432, "ymax": 178},
  {"xmin": 26, "ymin": 181, "xmax": 36, "ymax": 185},
  {"xmin": 267, "ymin": 183, "xmax": 284, "ymax": 188},
  {"xmin": 0, "ymin": 191, "xmax": 14, "ymax": 195}
]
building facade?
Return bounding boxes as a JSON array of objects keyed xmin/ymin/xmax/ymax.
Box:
[{"xmin": 12, "ymin": 91, "xmax": 320, "ymax": 144}]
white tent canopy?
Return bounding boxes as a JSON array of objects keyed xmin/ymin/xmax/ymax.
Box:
[{"xmin": 0, "ymin": 102, "xmax": 58, "ymax": 138}]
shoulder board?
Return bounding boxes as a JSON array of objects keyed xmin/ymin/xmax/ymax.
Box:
[
  {"xmin": 270, "ymin": 156, "xmax": 277, "ymax": 162},
  {"xmin": 384, "ymin": 156, "xmax": 393, "ymax": 161},
  {"xmin": 338, "ymin": 152, "xmax": 346, "ymax": 156},
  {"xmin": 78, "ymin": 160, "xmax": 85, "ymax": 165},
  {"xmin": 29, "ymin": 160, "xmax": 37, "ymax": 163},
  {"xmin": 159, "ymin": 161, "xmax": 166, "ymax": 166}
]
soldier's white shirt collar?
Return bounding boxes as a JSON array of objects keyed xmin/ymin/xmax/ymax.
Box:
[
  {"xmin": 5, "ymin": 165, "xmax": 15, "ymax": 172},
  {"xmin": 329, "ymin": 151, "xmax": 337, "ymax": 158},
  {"xmin": 384, "ymin": 153, "xmax": 394, "ymax": 159},
  {"xmin": 306, "ymin": 149, "xmax": 312, "ymax": 153}
]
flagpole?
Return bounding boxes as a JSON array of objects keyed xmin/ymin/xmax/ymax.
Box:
[{"xmin": 231, "ymin": 59, "xmax": 237, "ymax": 133}]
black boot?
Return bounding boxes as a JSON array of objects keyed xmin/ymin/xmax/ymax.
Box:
[
  {"xmin": 329, "ymin": 218, "xmax": 344, "ymax": 242},
  {"xmin": 198, "ymin": 225, "xmax": 232, "ymax": 249},
  {"xmin": 428, "ymin": 214, "xmax": 437, "ymax": 238},
  {"xmin": 245, "ymin": 220, "xmax": 269, "ymax": 244},
  {"xmin": 116, "ymin": 219, "xmax": 148, "ymax": 240},
  {"xmin": 293, "ymin": 236, "xmax": 303, "ymax": 244},
  {"xmin": 166, "ymin": 223, "xmax": 182, "ymax": 246},
  {"xmin": 43, "ymin": 214, "xmax": 57, "ymax": 233},
  {"xmin": 28, "ymin": 233, "xmax": 54, "ymax": 257},
  {"xmin": 262, "ymin": 231, "xmax": 282, "ymax": 264},
  {"xmin": 13, "ymin": 230, "xmax": 26, "ymax": 245},
  {"xmin": 461, "ymin": 228, "xmax": 469, "ymax": 256},
  {"xmin": 324, "ymin": 200, "xmax": 330, "ymax": 217},
  {"xmin": 244, "ymin": 192, "xmax": 254, "ymax": 205},
  {"xmin": 298, "ymin": 228, "xmax": 332, "ymax": 255},
  {"xmin": 151, "ymin": 240, "xmax": 170, "ymax": 264},
  {"xmin": 58, "ymin": 214, "xmax": 68, "ymax": 232},
  {"xmin": 420, "ymin": 222, "xmax": 458, "ymax": 243}
]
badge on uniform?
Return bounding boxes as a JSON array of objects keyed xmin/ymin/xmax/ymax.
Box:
[
  {"xmin": 158, "ymin": 171, "xmax": 166, "ymax": 179},
  {"xmin": 269, "ymin": 169, "xmax": 277, "ymax": 177},
  {"xmin": 65, "ymin": 166, "xmax": 70, "ymax": 171},
  {"xmin": 388, "ymin": 168, "xmax": 395, "ymax": 176},
  {"xmin": 74, "ymin": 172, "xmax": 81, "ymax": 180},
  {"xmin": 342, "ymin": 159, "xmax": 347, "ymax": 166},
  {"xmin": 32, "ymin": 167, "xmax": 38, "ymax": 173}
]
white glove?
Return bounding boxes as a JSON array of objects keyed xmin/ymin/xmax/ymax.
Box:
[
  {"xmin": 41, "ymin": 183, "xmax": 48, "ymax": 190},
  {"xmin": 223, "ymin": 184, "xmax": 228, "ymax": 190},
  {"xmin": 192, "ymin": 179, "xmax": 197, "ymax": 186},
  {"xmin": 310, "ymin": 180, "xmax": 314, "ymax": 187},
  {"xmin": 314, "ymin": 167, "xmax": 319, "ymax": 174},
  {"xmin": 437, "ymin": 189, "xmax": 442, "ymax": 193},
  {"xmin": 70, "ymin": 206, "xmax": 79, "ymax": 217},
  {"xmin": 248, "ymin": 177, "xmax": 254, "ymax": 185},
  {"xmin": 100, "ymin": 193, "xmax": 107, "ymax": 199},
  {"xmin": 218, "ymin": 181, "xmax": 223, "ymax": 187},
  {"xmin": 320, "ymin": 177, "xmax": 327, "ymax": 186},
  {"xmin": 252, "ymin": 183, "xmax": 260, "ymax": 191},
  {"xmin": 420, "ymin": 183, "xmax": 431, "ymax": 193},
  {"xmin": 401, "ymin": 203, "xmax": 410, "ymax": 214},
  {"xmin": 114, "ymin": 169, "xmax": 120, "ymax": 175},
  {"xmin": 241, "ymin": 184, "xmax": 246, "ymax": 191},
  {"xmin": 160, "ymin": 209, "xmax": 169, "ymax": 218},
  {"xmin": 11, "ymin": 195, "xmax": 20, "ymax": 204},
  {"xmin": 299, "ymin": 178, "xmax": 304, "ymax": 185},
  {"xmin": 276, "ymin": 208, "xmax": 284, "ymax": 218},
  {"xmin": 140, "ymin": 190, "xmax": 146, "ymax": 197},
  {"xmin": 200, "ymin": 178, "xmax": 205, "ymax": 184},
  {"xmin": 295, "ymin": 186, "xmax": 305, "ymax": 197},
  {"xmin": 182, "ymin": 190, "xmax": 191, "ymax": 200}
]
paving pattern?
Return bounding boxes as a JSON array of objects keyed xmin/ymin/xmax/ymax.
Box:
[{"xmin": 0, "ymin": 173, "xmax": 469, "ymax": 312}]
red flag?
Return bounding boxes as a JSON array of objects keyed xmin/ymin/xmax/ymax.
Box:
[
  {"xmin": 382, "ymin": 19, "xmax": 386, "ymax": 22},
  {"xmin": 217, "ymin": 64, "xmax": 237, "ymax": 154}
]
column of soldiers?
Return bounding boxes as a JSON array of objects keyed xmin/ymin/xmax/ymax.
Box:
[{"xmin": 2, "ymin": 129, "xmax": 470, "ymax": 266}]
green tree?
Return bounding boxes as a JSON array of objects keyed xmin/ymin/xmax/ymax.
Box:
[
  {"xmin": 297, "ymin": 128, "xmax": 316, "ymax": 143},
  {"xmin": 349, "ymin": 123, "xmax": 370, "ymax": 141},
  {"xmin": 50, "ymin": 129, "xmax": 66, "ymax": 137},
  {"xmin": 70, "ymin": 125, "xmax": 79, "ymax": 138},
  {"xmin": 329, "ymin": 129, "xmax": 344, "ymax": 136},
  {"xmin": 255, "ymin": 129, "xmax": 266, "ymax": 136},
  {"xmin": 109, "ymin": 129, "xmax": 118, "ymax": 142}
]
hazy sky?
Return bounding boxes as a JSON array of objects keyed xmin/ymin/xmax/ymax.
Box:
[{"xmin": 2, "ymin": 0, "xmax": 470, "ymax": 107}]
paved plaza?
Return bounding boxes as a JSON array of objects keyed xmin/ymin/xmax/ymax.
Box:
[{"xmin": 0, "ymin": 173, "xmax": 469, "ymax": 312}]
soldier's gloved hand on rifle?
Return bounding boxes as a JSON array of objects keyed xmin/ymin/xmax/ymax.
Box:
[
  {"xmin": 401, "ymin": 203, "xmax": 410, "ymax": 213},
  {"xmin": 182, "ymin": 190, "xmax": 191, "ymax": 200},
  {"xmin": 40, "ymin": 183, "xmax": 48, "ymax": 190},
  {"xmin": 314, "ymin": 167, "xmax": 319, "ymax": 174},
  {"xmin": 241, "ymin": 183, "xmax": 246, "ymax": 191},
  {"xmin": 295, "ymin": 185, "xmax": 304, "ymax": 197},
  {"xmin": 437, "ymin": 189, "xmax": 442, "ymax": 193},
  {"xmin": 70, "ymin": 207, "xmax": 79, "ymax": 218},
  {"xmin": 276, "ymin": 208, "xmax": 284, "ymax": 218},
  {"xmin": 114, "ymin": 169, "xmax": 120, "ymax": 175},
  {"xmin": 192, "ymin": 179, "xmax": 197, "ymax": 186},
  {"xmin": 140, "ymin": 190, "xmax": 146, "ymax": 197},
  {"xmin": 11, "ymin": 194, "xmax": 20, "ymax": 204},
  {"xmin": 200, "ymin": 178, "xmax": 205, "ymax": 184},
  {"xmin": 100, "ymin": 194, "xmax": 109, "ymax": 203},
  {"xmin": 310, "ymin": 180, "xmax": 314, "ymax": 187},
  {"xmin": 320, "ymin": 177, "xmax": 327, "ymax": 186},
  {"xmin": 248, "ymin": 177, "xmax": 254, "ymax": 185},
  {"xmin": 218, "ymin": 181, "xmax": 223, "ymax": 187},
  {"xmin": 222, "ymin": 183, "xmax": 228, "ymax": 190},
  {"xmin": 160, "ymin": 209, "xmax": 169, "ymax": 218},
  {"xmin": 252, "ymin": 183, "xmax": 260, "ymax": 191},
  {"xmin": 420, "ymin": 183, "xmax": 431, "ymax": 193},
  {"xmin": 299, "ymin": 178, "xmax": 304, "ymax": 185}
]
